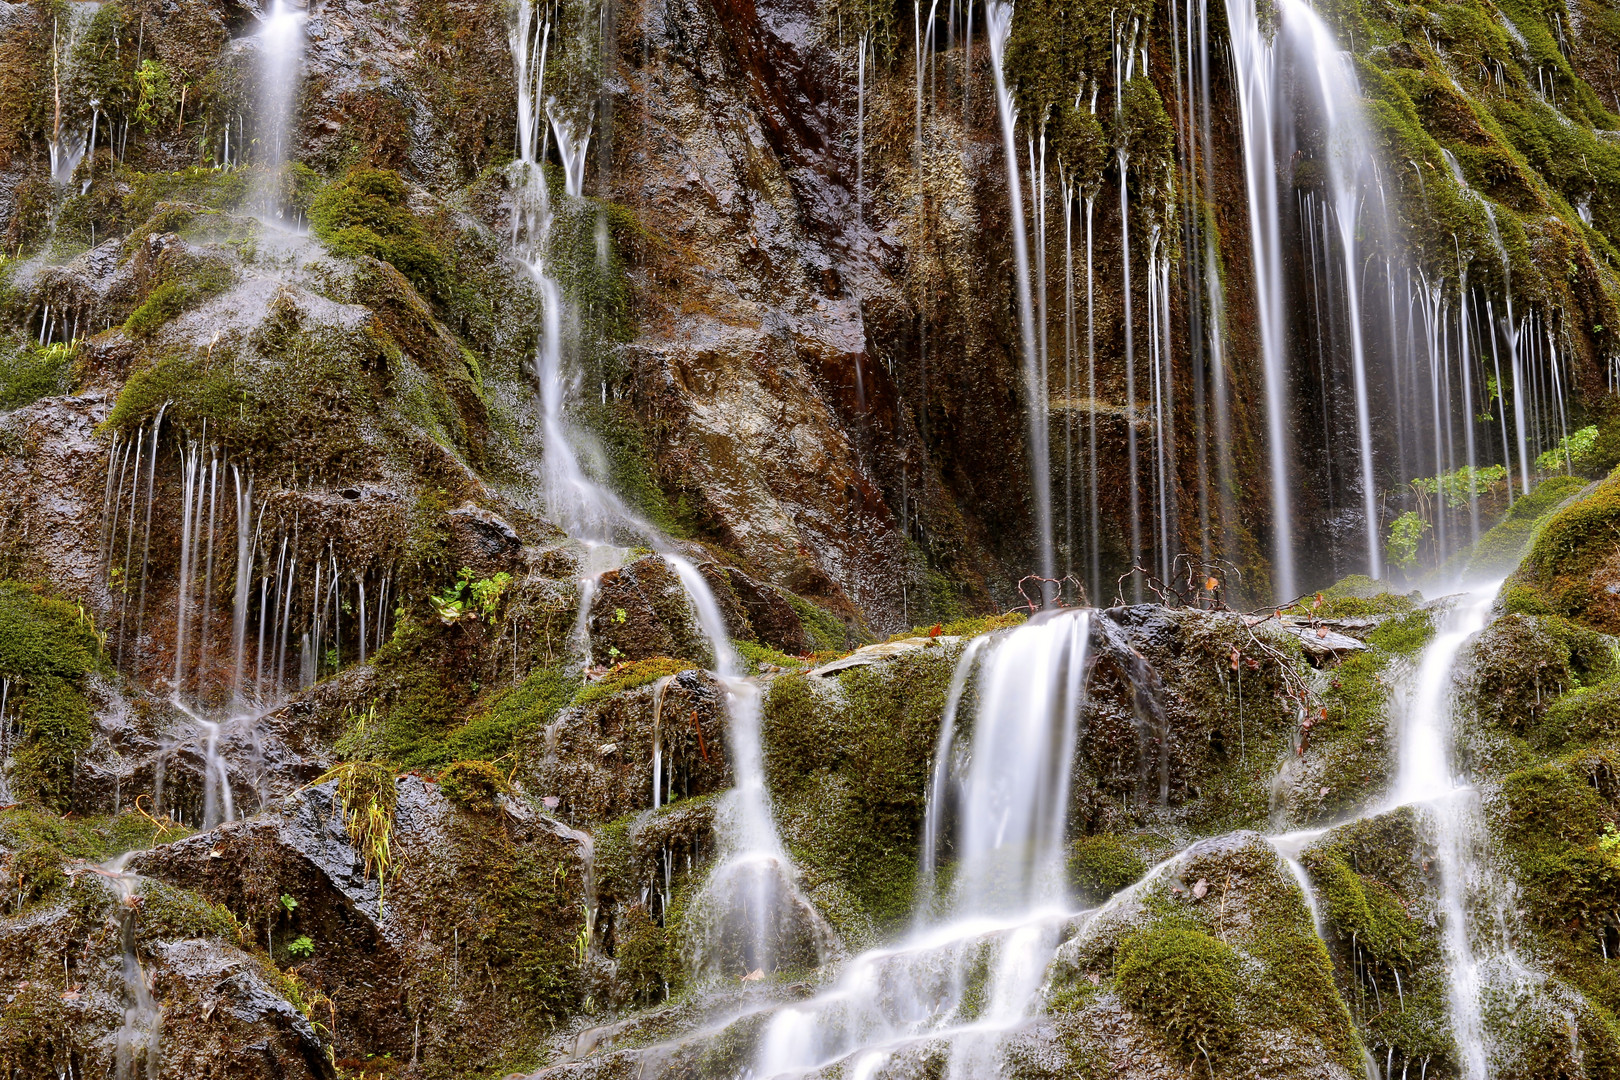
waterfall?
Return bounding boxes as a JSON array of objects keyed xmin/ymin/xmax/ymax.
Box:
[
  {"xmin": 506, "ymin": 0, "xmax": 807, "ymax": 972},
  {"xmin": 1386, "ymin": 585, "xmax": 1511, "ymax": 1077},
  {"xmin": 104, "ymin": 853, "xmax": 163, "ymax": 1079},
  {"xmin": 47, "ymin": 4, "xmax": 102, "ymax": 186},
  {"xmin": 752, "ymin": 611, "xmax": 1093, "ymax": 1077},
  {"xmin": 986, "ymin": 1, "xmax": 1055, "ymax": 585},
  {"xmin": 1285, "ymin": 6, "xmax": 1385, "ymax": 579},
  {"xmin": 252, "ymin": 0, "xmax": 306, "ymax": 216},
  {"xmin": 1225, "ymin": 0, "xmax": 1296, "ymax": 599}
]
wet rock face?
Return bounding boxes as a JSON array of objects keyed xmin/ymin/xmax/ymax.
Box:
[
  {"xmin": 588, "ymin": 555, "xmax": 713, "ymax": 667},
  {"xmin": 132, "ymin": 776, "xmax": 594, "ymax": 1074},
  {"xmin": 0, "ymin": 875, "xmax": 331, "ymax": 1079},
  {"xmin": 528, "ymin": 668, "xmax": 731, "ymax": 823},
  {"xmin": 720, "ymin": 566, "xmax": 813, "ymax": 655},
  {"xmin": 0, "ymin": 393, "xmax": 113, "ymax": 604},
  {"xmin": 1047, "ymin": 832, "xmax": 1363, "ymax": 1080}
]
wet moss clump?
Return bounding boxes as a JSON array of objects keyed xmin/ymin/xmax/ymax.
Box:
[
  {"xmin": 1464, "ymin": 612, "xmax": 1616, "ymax": 756},
  {"xmin": 575, "ymin": 657, "xmax": 689, "ymax": 708},
  {"xmin": 438, "ymin": 667, "xmax": 579, "ymax": 763},
  {"xmin": 1114, "ymin": 925, "xmax": 1240, "ymax": 1064},
  {"xmin": 436, "ymin": 760, "xmax": 513, "ymax": 813},
  {"xmin": 1493, "ymin": 760, "xmax": 1619, "ymax": 941},
  {"xmin": 1516, "ymin": 467, "xmax": 1620, "ymax": 633},
  {"xmin": 309, "ymin": 168, "xmax": 445, "ymax": 296},
  {"xmin": 1066, "ymin": 832, "xmax": 1149, "ymax": 903},
  {"xmin": 0, "ymin": 341, "xmax": 74, "ymax": 409},
  {"xmin": 101, "ymin": 320, "xmax": 383, "ymax": 480},
  {"xmin": 1293, "ymin": 609, "xmax": 1432, "ymax": 821},
  {"xmin": 1534, "ymin": 681, "xmax": 1620, "ymax": 751},
  {"xmin": 0, "ymin": 806, "xmax": 189, "ymax": 909},
  {"xmin": 0, "ymin": 581, "xmax": 106, "ymax": 808},
  {"xmin": 123, "ymin": 252, "xmax": 235, "ymax": 337},
  {"xmin": 783, "ymin": 593, "xmax": 861, "ymax": 654},
  {"xmin": 1300, "ymin": 811, "xmax": 1452, "ymax": 1069},
  {"xmin": 1461, "ymin": 475, "xmax": 1590, "ymax": 576},
  {"xmin": 887, "ymin": 610, "xmax": 1028, "ymax": 642},
  {"xmin": 762, "ymin": 649, "xmax": 955, "ymax": 931}
]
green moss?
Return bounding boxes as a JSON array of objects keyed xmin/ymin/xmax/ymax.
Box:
[
  {"xmin": 437, "ymin": 760, "xmax": 514, "ymax": 813},
  {"xmin": 575, "ymin": 657, "xmax": 689, "ymax": 708},
  {"xmin": 614, "ymin": 903, "xmax": 673, "ymax": 1006},
  {"xmin": 1114, "ymin": 925, "xmax": 1240, "ymax": 1064},
  {"xmin": 1494, "ymin": 760, "xmax": 1619, "ymax": 936},
  {"xmin": 0, "ymin": 581, "xmax": 105, "ymax": 808},
  {"xmin": 1463, "ymin": 613, "xmax": 1607, "ymax": 741},
  {"xmin": 1296, "ymin": 610, "xmax": 1433, "ymax": 820},
  {"xmin": 572, "ymin": 401, "xmax": 684, "ymax": 538},
  {"xmin": 440, "ymin": 667, "xmax": 579, "ymax": 763},
  {"xmin": 733, "ymin": 639, "xmax": 809, "ymax": 673},
  {"xmin": 101, "ymin": 321, "xmax": 382, "ymax": 477},
  {"xmin": 0, "ymin": 806, "xmax": 190, "ymax": 909},
  {"xmin": 1519, "ymin": 467, "xmax": 1620, "ymax": 633},
  {"xmin": 123, "ymin": 166, "xmax": 253, "ymax": 225},
  {"xmin": 1535, "ymin": 681, "xmax": 1620, "ymax": 750},
  {"xmin": 784, "ymin": 593, "xmax": 857, "ymax": 654},
  {"xmin": 1066, "ymin": 833, "xmax": 1148, "ymax": 903},
  {"xmin": 309, "ymin": 167, "xmax": 445, "ymax": 295},
  {"xmin": 124, "ymin": 254, "xmax": 234, "ymax": 337},
  {"xmin": 887, "ymin": 610, "xmax": 1028, "ymax": 643},
  {"xmin": 1462, "ymin": 475, "xmax": 1589, "ymax": 575},
  {"xmin": 139, "ymin": 879, "xmax": 242, "ymax": 942},
  {"xmin": 0, "ymin": 340, "xmax": 73, "ymax": 408},
  {"xmin": 762, "ymin": 651, "xmax": 955, "ymax": 930}
]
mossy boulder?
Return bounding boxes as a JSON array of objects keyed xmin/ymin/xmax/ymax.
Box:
[
  {"xmin": 526, "ymin": 667, "xmax": 729, "ymax": 823},
  {"xmin": 589, "ymin": 555, "xmax": 714, "ymax": 668},
  {"xmin": 1460, "ymin": 610, "xmax": 1618, "ymax": 771},
  {"xmin": 1050, "ymin": 832, "xmax": 1364, "ymax": 1076},
  {"xmin": 1460, "ymin": 475, "xmax": 1590, "ymax": 576},
  {"xmin": 1514, "ymin": 468, "xmax": 1620, "ymax": 634},
  {"xmin": 436, "ymin": 759, "xmax": 513, "ymax": 812},
  {"xmin": 762, "ymin": 645, "xmax": 958, "ymax": 938},
  {"xmin": 1300, "ymin": 810, "xmax": 1454, "ymax": 1071},
  {"xmin": 309, "ymin": 167, "xmax": 445, "ymax": 296},
  {"xmin": 131, "ymin": 777, "xmax": 589, "ymax": 1077}
]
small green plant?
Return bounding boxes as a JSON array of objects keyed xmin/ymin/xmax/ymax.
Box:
[
  {"xmin": 1600, "ymin": 824, "xmax": 1620, "ymax": 865},
  {"xmin": 1386, "ymin": 511, "xmax": 1429, "ymax": 570},
  {"xmin": 428, "ymin": 568, "xmax": 512, "ymax": 625},
  {"xmin": 280, "ymin": 893, "xmax": 298, "ymax": 914},
  {"xmin": 1410, "ymin": 464, "xmax": 1508, "ymax": 509},
  {"xmin": 286, "ymin": 934, "xmax": 315, "ymax": 958},
  {"xmin": 1536, "ymin": 425, "xmax": 1599, "ymax": 474},
  {"xmin": 574, "ymin": 902, "xmax": 591, "ymax": 965}
]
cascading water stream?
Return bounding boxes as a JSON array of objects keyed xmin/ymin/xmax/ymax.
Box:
[
  {"xmin": 1385, "ymin": 583, "xmax": 1511, "ymax": 1079},
  {"xmin": 253, "ymin": 0, "xmax": 306, "ymax": 219},
  {"xmin": 506, "ymin": 0, "xmax": 809, "ymax": 972},
  {"xmin": 1287, "ymin": 8, "xmax": 1385, "ymax": 579},
  {"xmin": 100, "ymin": 853, "xmax": 162, "ymax": 1080},
  {"xmin": 986, "ymin": 1, "xmax": 1055, "ymax": 587},
  {"xmin": 752, "ymin": 611, "xmax": 1094, "ymax": 1078},
  {"xmin": 1225, "ymin": 0, "xmax": 1295, "ymax": 599}
]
